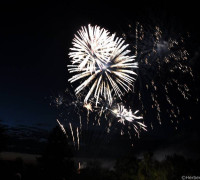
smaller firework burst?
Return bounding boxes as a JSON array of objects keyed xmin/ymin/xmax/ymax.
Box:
[{"xmin": 112, "ymin": 104, "xmax": 147, "ymax": 133}]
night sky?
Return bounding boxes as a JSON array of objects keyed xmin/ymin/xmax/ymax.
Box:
[{"xmin": 0, "ymin": 0, "xmax": 200, "ymax": 159}]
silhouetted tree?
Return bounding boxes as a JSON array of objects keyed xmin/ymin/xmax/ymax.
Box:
[
  {"xmin": 137, "ymin": 152, "xmax": 155, "ymax": 180},
  {"xmin": 164, "ymin": 154, "xmax": 200, "ymax": 179},
  {"xmin": 78, "ymin": 160, "xmax": 116, "ymax": 180},
  {"xmin": 115, "ymin": 156, "xmax": 139, "ymax": 180},
  {"xmin": 38, "ymin": 126, "xmax": 75, "ymax": 180}
]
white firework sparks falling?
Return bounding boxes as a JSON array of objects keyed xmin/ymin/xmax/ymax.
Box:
[
  {"xmin": 68, "ymin": 24, "xmax": 138, "ymax": 106},
  {"xmin": 124, "ymin": 22, "xmax": 196, "ymax": 127}
]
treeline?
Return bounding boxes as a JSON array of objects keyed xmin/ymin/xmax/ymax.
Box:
[
  {"xmin": 1, "ymin": 152, "xmax": 200, "ymax": 180},
  {"xmin": 1, "ymin": 125, "xmax": 200, "ymax": 180}
]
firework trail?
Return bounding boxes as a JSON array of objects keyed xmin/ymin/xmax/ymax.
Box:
[
  {"xmin": 69, "ymin": 122, "xmax": 76, "ymax": 148},
  {"xmin": 56, "ymin": 119, "xmax": 68, "ymax": 137},
  {"xmin": 68, "ymin": 24, "xmax": 138, "ymax": 106},
  {"xmin": 77, "ymin": 127, "xmax": 80, "ymax": 150},
  {"xmin": 50, "ymin": 90, "xmax": 85, "ymax": 149}
]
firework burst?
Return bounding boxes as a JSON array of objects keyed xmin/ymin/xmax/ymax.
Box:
[{"xmin": 68, "ymin": 24, "xmax": 138, "ymax": 106}]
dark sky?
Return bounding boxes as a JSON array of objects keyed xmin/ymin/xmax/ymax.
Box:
[{"xmin": 0, "ymin": 0, "xmax": 200, "ymax": 158}]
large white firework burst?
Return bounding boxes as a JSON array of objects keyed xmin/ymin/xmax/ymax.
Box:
[{"xmin": 68, "ymin": 24, "xmax": 138, "ymax": 106}]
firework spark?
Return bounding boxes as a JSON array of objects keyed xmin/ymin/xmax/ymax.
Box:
[{"xmin": 83, "ymin": 103, "xmax": 93, "ymax": 112}]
